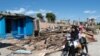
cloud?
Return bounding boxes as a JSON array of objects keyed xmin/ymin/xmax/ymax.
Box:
[
  {"xmin": 83, "ymin": 10, "xmax": 96, "ymax": 14},
  {"xmin": 7, "ymin": 8, "xmax": 26, "ymax": 14},
  {"xmin": 6, "ymin": 8, "xmax": 52, "ymax": 16}
]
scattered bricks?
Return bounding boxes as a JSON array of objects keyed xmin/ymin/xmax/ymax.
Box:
[
  {"xmin": 24, "ymin": 45, "xmax": 35, "ymax": 51},
  {"xmin": 34, "ymin": 40, "xmax": 46, "ymax": 50},
  {"xmin": 45, "ymin": 34, "xmax": 66, "ymax": 49}
]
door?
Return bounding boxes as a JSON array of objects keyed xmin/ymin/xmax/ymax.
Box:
[{"xmin": 18, "ymin": 19, "xmax": 24, "ymax": 34}]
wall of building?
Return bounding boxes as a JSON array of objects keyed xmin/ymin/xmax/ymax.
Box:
[
  {"xmin": 24, "ymin": 17, "xmax": 34, "ymax": 36},
  {"xmin": 0, "ymin": 16, "xmax": 34, "ymax": 39},
  {"xmin": 0, "ymin": 17, "xmax": 6, "ymax": 38},
  {"xmin": 39, "ymin": 22, "xmax": 58, "ymax": 31},
  {"xmin": 39, "ymin": 21, "xmax": 70, "ymax": 31}
]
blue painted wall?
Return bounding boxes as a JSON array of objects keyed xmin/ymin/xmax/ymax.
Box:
[
  {"xmin": 0, "ymin": 17, "xmax": 6, "ymax": 38},
  {"xmin": 24, "ymin": 17, "xmax": 34, "ymax": 36},
  {"xmin": 0, "ymin": 16, "xmax": 34, "ymax": 39}
]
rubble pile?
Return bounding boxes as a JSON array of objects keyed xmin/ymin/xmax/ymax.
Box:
[
  {"xmin": 6, "ymin": 30, "xmax": 95, "ymax": 52},
  {"xmin": 7, "ymin": 33, "xmax": 66, "ymax": 51},
  {"xmin": 46, "ymin": 34, "xmax": 65, "ymax": 49},
  {"xmin": 0, "ymin": 31, "xmax": 96, "ymax": 56}
]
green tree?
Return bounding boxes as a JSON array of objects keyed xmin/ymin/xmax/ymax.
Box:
[
  {"xmin": 46, "ymin": 13, "xmax": 56, "ymax": 23},
  {"xmin": 37, "ymin": 13, "xmax": 44, "ymax": 22}
]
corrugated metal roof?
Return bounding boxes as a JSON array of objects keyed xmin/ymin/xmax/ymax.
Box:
[{"xmin": 0, "ymin": 11, "xmax": 35, "ymax": 19}]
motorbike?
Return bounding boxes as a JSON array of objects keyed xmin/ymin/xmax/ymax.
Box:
[{"xmin": 61, "ymin": 34, "xmax": 88, "ymax": 56}]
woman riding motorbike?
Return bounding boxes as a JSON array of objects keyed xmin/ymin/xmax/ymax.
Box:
[
  {"xmin": 62, "ymin": 25, "xmax": 88, "ymax": 56},
  {"xmin": 61, "ymin": 25, "xmax": 80, "ymax": 56}
]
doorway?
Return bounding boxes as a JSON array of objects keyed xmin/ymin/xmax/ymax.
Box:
[{"xmin": 5, "ymin": 18, "xmax": 12, "ymax": 33}]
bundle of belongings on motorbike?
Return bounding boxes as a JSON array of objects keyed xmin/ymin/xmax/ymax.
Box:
[{"xmin": 65, "ymin": 33, "xmax": 82, "ymax": 49}]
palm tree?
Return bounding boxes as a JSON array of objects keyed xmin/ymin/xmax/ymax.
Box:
[
  {"xmin": 46, "ymin": 13, "xmax": 56, "ymax": 23},
  {"xmin": 37, "ymin": 13, "xmax": 44, "ymax": 22}
]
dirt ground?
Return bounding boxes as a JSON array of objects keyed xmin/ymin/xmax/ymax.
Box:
[{"xmin": 0, "ymin": 33, "xmax": 100, "ymax": 56}]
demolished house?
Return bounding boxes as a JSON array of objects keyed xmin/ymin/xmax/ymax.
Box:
[{"xmin": 0, "ymin": 12, "xmax": 35, "ymax": 39}]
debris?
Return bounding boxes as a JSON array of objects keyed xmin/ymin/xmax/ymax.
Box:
[
  {"xmin": 14, "ymin": 50, "xmax": 32, "ymax": 54},
  {"xmin": 34, "ymin": 40, "xmax": 46, "ymax": 50},
  {"xmin": 46, "ymin": 34, "xmax": 66, "ymax": 49},
  {"xmin": 8, "ymin": 46, "xmax": 26, "ymax": 51},
  {"xmin": 7, "ymin": 33, "xmax": 66, "ymax": 51},
  {"xmin": 24, "ymin": 45, "xmax": 35, "ymax": 51}
]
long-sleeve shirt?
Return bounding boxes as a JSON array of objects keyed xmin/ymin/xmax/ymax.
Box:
[{"xmin": 70, "ymin": 30, "xmax": 79, "ymax": 40}]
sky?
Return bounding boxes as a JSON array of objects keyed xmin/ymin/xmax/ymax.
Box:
[{"xmin": 0, "ymin": 0, "xmax": 100, "ymax": 22}]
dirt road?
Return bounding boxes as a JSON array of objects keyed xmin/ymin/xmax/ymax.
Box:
[{"xmin": 88, "ymin": 34, "xmax": 100, "ymax": 56}]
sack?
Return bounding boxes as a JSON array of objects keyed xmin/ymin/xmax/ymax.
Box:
[{"xmin": 73, "ymin": 41, "xmax": 82, "ymax": 48}]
